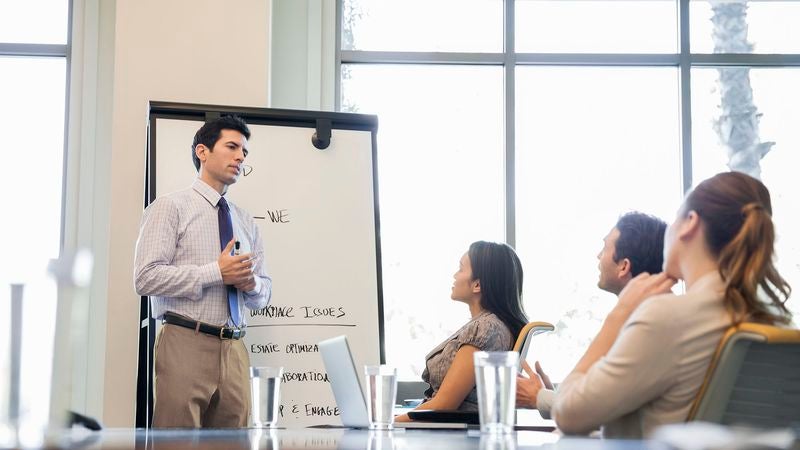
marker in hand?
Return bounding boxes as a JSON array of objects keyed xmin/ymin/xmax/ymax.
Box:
[{"xmin": 233, "ymin": 239, "xmax": 258, "ymax": 272}]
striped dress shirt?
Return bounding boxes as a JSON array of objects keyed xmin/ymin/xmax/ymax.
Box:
[{"xmin": 134, "ymin": 178, "xmax": 271, "ymax": 327}]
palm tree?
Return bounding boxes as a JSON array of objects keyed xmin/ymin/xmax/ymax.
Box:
[{"xmin": 710, "ymin": 1, "xmax": 773, "ymax": 179}]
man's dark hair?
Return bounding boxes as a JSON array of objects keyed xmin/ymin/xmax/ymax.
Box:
[
  {"xmin": 191, "ymin": 115, "xmax": 251, "ymax": 171},
  {"xmin": 614, "ymin": 212, "xmax": 668, "ymax": 277}
]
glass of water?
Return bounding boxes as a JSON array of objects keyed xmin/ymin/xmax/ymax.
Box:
[
  {"xmin": 250, "ymin": 366, "xmax": 283, "ymax": 428},
  {"xmin": 364, "ymin": 365, "xmax": 398, "ymax": 430},
  {"xmin": 474, "ymin": 352, "xmax": 518, "ymax": 434}
]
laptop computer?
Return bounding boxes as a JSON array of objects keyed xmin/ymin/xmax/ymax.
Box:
[
  {"xmin": 318, "ymin": 335, "xmax": 371, "ymax": 428},
  {"xmin": 318, "ymin": 335, "xmax": 472, "ymax": 429}
]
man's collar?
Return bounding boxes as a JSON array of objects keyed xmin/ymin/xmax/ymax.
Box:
[{"xmin": 192, "ymin": 178, "xmax": 223, "ymax": 206}]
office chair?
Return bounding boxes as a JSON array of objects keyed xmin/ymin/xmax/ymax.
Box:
[
  {"xmin": 513, "ymin": 321, "xmax": 556, "ymax": 363},
  {"xmin": 394, "ymin": 321, "xmax": 556, "ymax": 405},
  {"xmin": 687, "ymin": 322, "xmax": 800, "ymax": 428},
  {"xmin": 395, "ymin": 381, "xmax": 429, "ymax": 407}
]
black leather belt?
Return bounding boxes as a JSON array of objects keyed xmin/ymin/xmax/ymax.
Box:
[{"xmin": 163, "ymin": 312, "xmax": 246, "ymax": 340}]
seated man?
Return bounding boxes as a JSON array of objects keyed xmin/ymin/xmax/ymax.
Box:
[{"xmin": 517, "ymin": 211, "xmax": 667, "ymax": 418}]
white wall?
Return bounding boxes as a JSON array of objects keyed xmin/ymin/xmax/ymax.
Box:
[
  {"xmin": 63, "ymin": 0, "xmax": 117, "ymax": 423},
  {"xmin": 66, "ymin": 0, "xmax": 272, "ymax": 426}
]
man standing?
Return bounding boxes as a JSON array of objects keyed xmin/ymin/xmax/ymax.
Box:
[
  {"xmin": 516, "ymin": 212, "xmax": 667, "ymax": 417},
  {"xmin": 134, "ymin": 115, "xmax": 272, "ymax": 428}
]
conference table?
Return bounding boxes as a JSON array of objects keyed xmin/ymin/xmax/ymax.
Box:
[{"xmin": 40, "ymin": 427, "xmax": 654, "ymax": 450}]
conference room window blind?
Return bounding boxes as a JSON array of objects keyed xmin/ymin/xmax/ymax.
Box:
[
  {"xmin": 0, "ymin": 0, "xmax": 70, "ymax": 434},
  {"xmin": 338, "ymin": 0, "xmax": 800, "ymax": 382}
]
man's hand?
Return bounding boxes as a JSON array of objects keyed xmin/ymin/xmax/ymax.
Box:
[
  {"xmin": 236, "ymin": 276, "xmax": 256, "ymax": 293},
  {"xmin": 534, "ymin": 361, "xmax": 554, "ymax": 390},
  {"xmin": 218, "ymin": 239, "xmax": 256, "ymax": 291},
  {"xmin": 516, "ymin": 360, "xmax": 545, "ymax": 409}
]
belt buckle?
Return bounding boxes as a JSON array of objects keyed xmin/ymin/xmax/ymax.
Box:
[{"xmin": 219, "ymin": 327, "xmax": 241, "ymax": 340}]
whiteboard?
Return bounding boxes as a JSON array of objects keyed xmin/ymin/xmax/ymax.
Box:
[{"xmin": 146, "ymin": 104, "xmax": 383, "ymax": 427}]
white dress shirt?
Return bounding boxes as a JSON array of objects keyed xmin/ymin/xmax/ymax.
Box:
[{"xmin": 134, "ymin": 178, "xmax": 271, "ymax": 327}]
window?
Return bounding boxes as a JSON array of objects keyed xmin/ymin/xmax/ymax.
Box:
[
  {"xmin": 342, "ymin": 0, "xmax": 502, "ymax": 52},
  {"xmin": 516, "ymin": 1, "xmax": 677, "ymax": 53},
  {"xmin": 692, "ymin": 68, "xmax": 800, "ymax": 320},
  {"xmin": 516, "ymin": 67, "xmax": 681, "ymax": 379},
  {"xmin": 0, "ymin": 1, "xmax": 69, "ymax": 440},
  {"xmin": 690, "ymin": 1, "xmax": 800, "ymax": 53},
  {"xmin": 339, "ymin": 1, "xmax": 800, "ymax": 381},
  {"xmin": 342, "ymin": 64, "xmax": 505, "ymax": 377},
  {"xmin": 0, "ymin": 0, "xmax": 69, "ymax": 44}
]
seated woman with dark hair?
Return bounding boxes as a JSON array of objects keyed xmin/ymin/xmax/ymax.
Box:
[
  {"xmin": 552, "ymin": 172, "xmax": 793, "ymax": 438},
  {"xmin": 395, "ymin": 241, "xmax": 529, "ymax": 421}
]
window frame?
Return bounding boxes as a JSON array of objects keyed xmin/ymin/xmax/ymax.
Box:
[
  {"xmin": 335, "ymin": 0, "xmax": 800, "ymax": 382},
  {"xmin": 336, "ymin": 0, "xmax": 800, "ymax": 246},
  {"xmin": 0, "ymin": 0, "xmax": 72, "ymax": 433},
  {"xmin": 0, "ymin": 2, "xmax": 72, "ymax": 252}
]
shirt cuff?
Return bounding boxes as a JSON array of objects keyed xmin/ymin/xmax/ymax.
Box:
[
  {"xmin": 200, "ymin": 262, "xmax": 223, "ymax": 288},
  {"xmin": 244, "ymin": 276, "xmax": 262, "ymax": 296},
  {"xmin": 536, "ymin": 389, "xmax": 556, "ymax": 419}
]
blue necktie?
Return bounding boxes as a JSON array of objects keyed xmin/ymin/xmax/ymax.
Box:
[{"xmin": 217, "ymin": 197, "xmax": 241, "ymax": 327}]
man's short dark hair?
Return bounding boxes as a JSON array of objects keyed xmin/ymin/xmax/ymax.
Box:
[
  {"xmin": 191, "ymin": 115, "xmax": 251, "ymax": 171},
  {"xmin": 614, "ymin": 212, "xmax": 668, "ymax": 277}
]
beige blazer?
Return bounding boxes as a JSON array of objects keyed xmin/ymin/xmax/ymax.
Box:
[{"xmin": 552, "ymin": 271, "xmax": 731, "ymax": 438}]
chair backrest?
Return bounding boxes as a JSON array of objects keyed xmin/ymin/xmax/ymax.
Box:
[
  {"xmin": 513, "ymin": 321, "xmax": 555, "ymax": 363},
  {"xmin": 392, "ymin": 322, "xmax": 556, "ymax": 405},
  {"xmin": 395, "ymin": 381, "xmax": 428, "ymax": 405},
  {"xmin": 687, "ymin": 322, "xmax": 800, "ymax": 428}
]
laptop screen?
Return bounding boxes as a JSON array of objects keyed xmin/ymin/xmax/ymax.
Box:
[{"xmin": 318, "ymin": 335, "xmax": 370, "ymax": 428}]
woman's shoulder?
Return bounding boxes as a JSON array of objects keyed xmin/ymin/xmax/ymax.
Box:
[
  {"xmin": 632, "ymin": 291, "xmax": 694, "ymax": 326},
  {"xmin": 633, "ymin": 293, "xmax": 726, "ymax": 334},
  {"xmin": 638, "ymin": 273, "xmax": 726, "ymax": 317},
  {"xmin": 457, "ymin": 312, "xmax": 512, "ymax": 350},
  {"xmin": 637, "ymin": 291, "xmax": 680, "ymax": 311},
  {"xmin": 468, "ymin": 311, "xmax": 508, "ymax": 329}
]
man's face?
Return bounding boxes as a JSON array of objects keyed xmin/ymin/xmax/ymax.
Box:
[
  {"xmin": 197, "ymin": 129, "xmax": 248, "ymax": 191},
  {"xmin": 597, "ymin": 227, "xmax": 627, "ymax": 295}
]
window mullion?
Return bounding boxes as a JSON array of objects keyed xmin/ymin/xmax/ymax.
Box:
[
  {"xmin": 505, "ymin": 0, "xmax": 516, "ymax": 247},
  {"xmin": 679, "ymin": 0, "xmax": 693, "ymax": 194}
]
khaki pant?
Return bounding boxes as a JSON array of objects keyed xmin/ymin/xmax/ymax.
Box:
[{"xmin": 152, "ymin": 323, "xmax": 251, "ymax": 428}]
